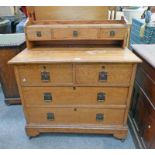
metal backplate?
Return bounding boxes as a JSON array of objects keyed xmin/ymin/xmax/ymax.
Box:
[
  {"xmin": 41, "ymin": 71, "xmax": 50, "ymax": 82},
  {"xmin": 44, "ymin": 93, "xmax": 52, "ymax": 102},
  {"xmin": 96, "ymin": 113, "xmax": 104, "ymax": 121},
  {"xmin": 110, "ymin": 31, "xmax": 115, "ymax": 37},
  {"xmin": 36, "ymin": 31, "xmax": 42, "ymax": 37},
  {"xmin": 47, "ymin": 113, "xmax": 54, "ymax": 121},
  {"xmin": 73, "ymin": 31, "xmax": 78, "ymax": 37},
  {"xmin": 97, "ymin": 92, "xmax": 106, "ymax": 102},
  {"xmin": 99, "ymin": 71, "xmax": 107, "ymax": 82}
]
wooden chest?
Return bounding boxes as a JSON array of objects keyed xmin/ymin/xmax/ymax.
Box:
[
  {"xmin": 0, "ymin": 33, "xmax": 25, "ymax": 105},
  {"xmin": 129, "ymin": 45, "xmax": 155, "ymax": 148},
  {"xmin": 9, "ymin": 7, "xmax": 141, "ymax": 139}
]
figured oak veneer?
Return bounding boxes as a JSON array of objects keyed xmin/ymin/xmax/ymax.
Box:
[
  {"xmin": 22, "ymin": 87, "xmax": 128, "ymax": 106},
  {"xmin": 18, "ymin": 64, "xmax": 73, "ymax": 86},
  {"xmin": 75, "ymin": 64, "xmax": 132, "ymax": 85},
  {"xmin": 100, "ymin": 28, "xmax": 126, "ymax": 40},
  {"xmin": 52, "ymin": 28, "xmax": 99, "ymax": 40},
  {"xmin": 26, "ymin": 107, "xmax": 125, "ymax": 125},
  {"xmin": 26, "ymin": 28, "xmax": 51, "ymax": 41}
]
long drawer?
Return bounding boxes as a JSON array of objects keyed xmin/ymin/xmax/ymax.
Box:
[
  {"xmin": 18, "ymin": 64, "xmax": 133, "ymax": 86},
  {"xmin": 26, "ymin": 107, "xmax": 125, "ymax": 125},
  {"xmin": 22, "ymin": 87, "xmax": 128, "ymax": 106}
]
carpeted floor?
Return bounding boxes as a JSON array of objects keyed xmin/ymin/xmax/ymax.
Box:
[{"xmin": 0, "ymin": 86, "xmax": 135, "ymax": 149}]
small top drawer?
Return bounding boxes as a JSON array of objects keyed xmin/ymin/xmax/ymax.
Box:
[
  {"xmin": 53, "ymin": 28, "xmax": 99, "ymax": 40},
  {"xmin": 18, "ymin": 64, "xmax": 73, "ymax": 86},
  {"xmin": 75, "ymin": 64, "xmax": 133, "ymax": 85},
  {"xmin": 100, "ymin": 28, "xmax": 126, "ymax": 39},
  {"xmin": 26, "ymin": 28, "xmax": 52, "ymax": 41}
]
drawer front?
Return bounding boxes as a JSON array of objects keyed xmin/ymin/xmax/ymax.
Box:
[
  {"xmin": 53, "ymin": 28, "xmax": 99, "ymax": 40},
  {"xmin": 22, "ymin": 87, "xmax": 128, "ymax": 106},
  {"xmin": 75, "ymin": 64, "xmax": 133, "ymax": 85},
  {"xmin": 26, "ymin": 107, "xmax": 125, "ymax": 125},
  {"xmin": 18, "ymin": 64, "xmax": 73, "ymax": 86},
  {"xmin": 100, "ymin": 28, "xmax": 126, "ymax": 39},
  {"xmin": 26, "ymin": 28, "xmax": 52, "ymax": 41}
]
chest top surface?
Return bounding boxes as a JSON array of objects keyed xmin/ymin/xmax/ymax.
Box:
[
  {"xmin": 132, "ymin": 44, "xmax": 155, "ymax": 68},
  {"xmin": 8, "ymin": 47, "xmax": 141, "ymax": 64}
]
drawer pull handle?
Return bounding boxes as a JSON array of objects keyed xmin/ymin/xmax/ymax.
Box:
[
  {"xmin": 41, "ymin": 71, "xmax": 50, "ymax": 82},
  {"xmin": 44, "ymin": 93, "xmax": 52, "ymax": 102},
  {"xmin": 73, "ymin": 31, "xmax": 78, "ymax": 37},
  {"xmin": 96, "ymin": 113, "xmax": 104, "ymax": 121},
  {"xmin": 47, "ymin": 113, "xmax": 54, "ymax": 121},
  {"xmin": 148, "ymin": 125, "xmax": 151, "ymax": 129},
  {"xmin": 97, "ymin": 92, "xmax": 106, "ymax": 102},
  {"xmin": 99, "ymin": 71, "xmax": 107, "ymax": 82},
  {"xmin": 36, "ymin": 31, "xmax": 42, "ymax": 37},
  {"xmin": 110, "ymin": 31, "xmax": 115, "ymax": 37}
]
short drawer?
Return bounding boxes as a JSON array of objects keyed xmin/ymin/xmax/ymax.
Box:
[
  {"xmin": 75, "ymin": 64, "xmax": 133, "ymax": 85},
  {"xmin": 53, "ymin": 28, "xmax": 99, "ymax": 40},
  {"xmin": 22, "ymin": 87, "xmax": 128, "ymax": 106},
  {"xmin": 26, "ymin": 107, "xmax": 125, "ymax": 125},
  {"xmin": 18, "ymin": 64, "xmax": 73, "ymax": 86},
  {"xmin": 26, "ymin": 28, "xmax": 52, "ymax": 41},
  {"xmin": 100, "ymin": 28, "xmax": 126, "ymax": 39}
]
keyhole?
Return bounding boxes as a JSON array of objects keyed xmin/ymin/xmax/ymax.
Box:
[
  {"xmin": 74, "ymin": 108, "xmax": 77, "ymax": 111},
  {"xmin": 43, "ymin": 66, "xmax": 46, "ymax": 69},
  {"xmin": 101, "ymin": 66, "xmax": 105, "ymax": 69}
]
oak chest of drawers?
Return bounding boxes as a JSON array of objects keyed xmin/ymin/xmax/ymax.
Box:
[{"xmin": 9, "ymin": 7, "xmax": 141, "ymax": 139}]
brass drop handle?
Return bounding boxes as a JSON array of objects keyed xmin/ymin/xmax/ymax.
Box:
[
  {"xmin": 97, "ymin": 92, "xmax": 106, "ymax": 102},
  {"xmin": 44, "ymin": 93, "xmax": 52, "ymax": 102},
  {"xmin": 99, "ymin": 71, "xmax": 107, "ymax": 82},
  {"xmin": 96, "ymin": 113, "xmax": 104, "ymax": 121},
  {"xmin": 47, "ymin": 113, "xmax": 54, "ymax": 121},
  {"xmin": 36, "ymin": 31, "xmax": 42, "ymax": 37},
  {"xmin": 73, "ymin": 31, "xmax": 78, "ymax": 37},
  {"xmin": 110, "ymin": 31, "xmax": 115, "ymax": 37}
]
